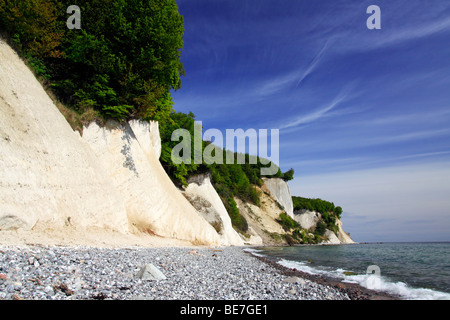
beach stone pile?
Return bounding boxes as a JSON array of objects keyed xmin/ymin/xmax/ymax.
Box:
[{"xmin": 0, "ymin": 246, "xmax": 350, "ymax": 300}]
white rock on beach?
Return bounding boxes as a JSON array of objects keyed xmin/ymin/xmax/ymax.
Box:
[{"xmin": 136, "ymin": 264, "xmax": 167, "ymax": 281}]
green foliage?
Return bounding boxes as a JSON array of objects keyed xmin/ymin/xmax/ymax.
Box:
[
  {"xmin": 277, "ymin": 212, "xmax": 300, "ymax": 231},
  {"xmin": 275, "ymin": 211, "xmax": 339, "ymax": 245},
  {"xmin": 335, "ymin": 206, "xmax": 343, "ymax": 219},
  {"xmin": 0, "ymin": 0, "xmax": 64, "ymax": 58},
  {"xmin": 0, "ymin": 0, "xmax": 185, "ymax": 122},
  {"xmin": 315, "ymin": 220, "xmax": 327, "ymax": 236},
  {"xmin": 102, "ymin": 105, "xmax": 134, "ymax": 121},
  {"xmin": 209, "ymin": 160, "xmax": 263, "ymax": 206},
  {"xmin": 25, "ymin": 55, "xmax": 51, "ymax": 79},
  {"xmin": 224, "ymin": 197, "xmax": 248, "ymax": 233},
  {"xmin": 159, "ymin": 111, "xmax": 200, "ymax": 187},
  {"xmin": 282, "ymin": 168, "xmax": 294, "ymax": 181},
  {"xmin": 292, "ymin": 196, "xmax": 338, "ymax": 215},
  {"xmin": 274, "ymin": 168, "xmax": 283, "ymax": 178}
]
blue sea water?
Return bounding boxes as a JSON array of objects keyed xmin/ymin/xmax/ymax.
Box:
[{"xmin": 249, "ymin": 242, "xmax": 450, "ymax": 300}]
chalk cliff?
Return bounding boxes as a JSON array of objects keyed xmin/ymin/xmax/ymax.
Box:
[
  {"xmin": 0, "ymin": 39, "xmax": 129, "ymax": 233},
  {"xmin": 235, "ymin": 186, "xmax": 287, "ymax": 245},
  {"xmin": 0, "ymin": 39, "xmax": 222, "ymax": 245},
  {"xmin": 262, "ymin": 178, "xmax": 294, "ymax": 217},
  {"xmin": 293, "ymin": 210, "xmax": 321, "ymax": 231},
  {"xmin": 82, "ymin": 121, "xmax": 222, "ymax": 245},
  {"xmin": 182, "ymin": 174, "xmax": 244, "ymax": 246}
]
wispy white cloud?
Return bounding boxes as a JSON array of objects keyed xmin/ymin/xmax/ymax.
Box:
[
  {"xmin": 283, "ymin": 156, "xmax": 368, "ymax": 168},
  {"xmin": 375, "ymin": 17, "xmax": 450, "ymax": 48},
  {"xmin": 252, "ymin": 38, "xmax": 332, "ymax": 99},
  {"xmin": 295, "ymin": 38, "xmax": 332, "ymax": 88},
  {"xmin": 331, "ymin": 12, "xmax": 450, "ymax": 54},
  {"xmin": 363, "ymin": 128, "xmax": 450, "ymax": 146},
  {"xmin": 340, "ymin": 108, "xmax": 450, "ymax": 128},
  {"xmin": 255, "ymin": 71, "xmax": 300, "ymax": 98},
  {"xmin": 280, "ymin": 87, "xmax": 348, "ymax": 129}
]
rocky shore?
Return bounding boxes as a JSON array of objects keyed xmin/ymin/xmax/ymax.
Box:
[
  {"xmin": 0, "ymin": 245, "xmax": 357, "ymax": 300},
  {"xmin": 249, "ymin": 250, "xmax": 400, "ymax": 300}
]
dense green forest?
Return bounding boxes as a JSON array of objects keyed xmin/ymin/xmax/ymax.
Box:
[
  {"xmin": 0, "ymin": 0, "xmax": 184, "ymax": 124},
  {"xmin": 292, "ymin": 196, "xmax": 343, "ymax": 219}
]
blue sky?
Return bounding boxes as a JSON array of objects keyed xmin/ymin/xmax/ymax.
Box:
[{"xmin": 172, "ymin": 0, "xmax": 450, "ymax": 242}]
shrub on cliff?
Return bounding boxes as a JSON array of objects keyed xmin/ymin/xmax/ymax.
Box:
[
  {"xmin": 292, "ymin": 196, "xmax": 340, "ymax": 216},
  {"xmin": 277, "ymin": 212, "xmax": 299, "ymax": 231}
]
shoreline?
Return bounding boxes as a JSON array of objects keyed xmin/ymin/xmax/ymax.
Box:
[
  {"xmin": 244, "ymin": 248, "xmax": 400, "ymax": 300},
  {"xmin": 0, "ymin": 240, "xmax": 401, "ymax": 300},
  {"xmin": 0, "ymin": 243, "xmax": 356, "ymax": 300}
]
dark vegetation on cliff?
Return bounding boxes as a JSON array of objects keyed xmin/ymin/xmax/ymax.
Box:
[
  {"xmin": 293, "ymin": 196, "xmax": 343, "ymax": 219},
  {"xmin": 276, "ymin": 197, "xmax": 343, "ymax": 244}
]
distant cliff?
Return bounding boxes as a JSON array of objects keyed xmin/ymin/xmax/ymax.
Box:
[{"xmin": 293, "ymin": 210, "xmax": 354, "ymax": 244}]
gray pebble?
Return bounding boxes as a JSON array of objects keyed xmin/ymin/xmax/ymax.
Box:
[{"xmin": 0, "ymin": 245, "xmax": 350, "ymax": 300}]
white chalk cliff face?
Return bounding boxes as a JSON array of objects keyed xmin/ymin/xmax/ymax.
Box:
[
  {"xmin": 293, "ymin": 210, "xmax": 321, "ymax": 231},
  {"xmin": 262, "ymin": 178, "xmax": 294, "ymax": 217},
  {"xmin": 336, "ymin": 219, "xmax": 354, "ymax": 244},
  {"xmin": 82, "ymin": 121, "xmax": 222, "ymax": 245},
  {"xmin": 0, "ymin": 39, "xmax": 129, "ymax": 233},
  {"xmin": 0, "ymin": 39, "xmax": 223, "ymax": 245},
  {"xmin": 182, "ymin": 174, "xmax": 244, "ymax": 246}
]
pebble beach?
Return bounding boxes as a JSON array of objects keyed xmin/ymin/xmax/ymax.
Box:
[{"xmin": 0, "ymin": 245, "xmax": 355, "ymax": 300}]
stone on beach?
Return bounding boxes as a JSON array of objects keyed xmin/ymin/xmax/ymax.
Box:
[
  {"xmin": 283, "ymin": 276, "xmax": 307, "ymax": 285},
  {"xmin": 0, "ymin": 246, "xmax": 351, "ymax": 300},
  {"xmin": 136, "ymin": 263, "xmax": 167, "ymax": 281}
]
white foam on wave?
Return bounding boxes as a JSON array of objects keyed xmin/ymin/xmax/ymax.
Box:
[
  {"xmin": 242, "ymin": 248, "xmax": 265, "ymax": 257},
  {"xmin": 343, "ymin": 274, "xmax": 450, "ymax": 300},
  {"xmin": 276, "ymin": 258, "xmax": 450, "ymax": 300}
]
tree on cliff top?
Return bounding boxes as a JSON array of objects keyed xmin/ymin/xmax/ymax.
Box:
[{"xmin": 0, "ymin": 0, "xmax": 185, "ymax": 123}]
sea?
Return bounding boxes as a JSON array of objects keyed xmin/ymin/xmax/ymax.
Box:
[{"xmin": 247, "ymin": 242, "xmax": 450, "ymax": 300}]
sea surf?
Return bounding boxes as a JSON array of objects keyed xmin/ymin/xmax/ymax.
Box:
[{"xmin": 247, "ymin": 242, "xmax": 450, "ymax": 300}]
